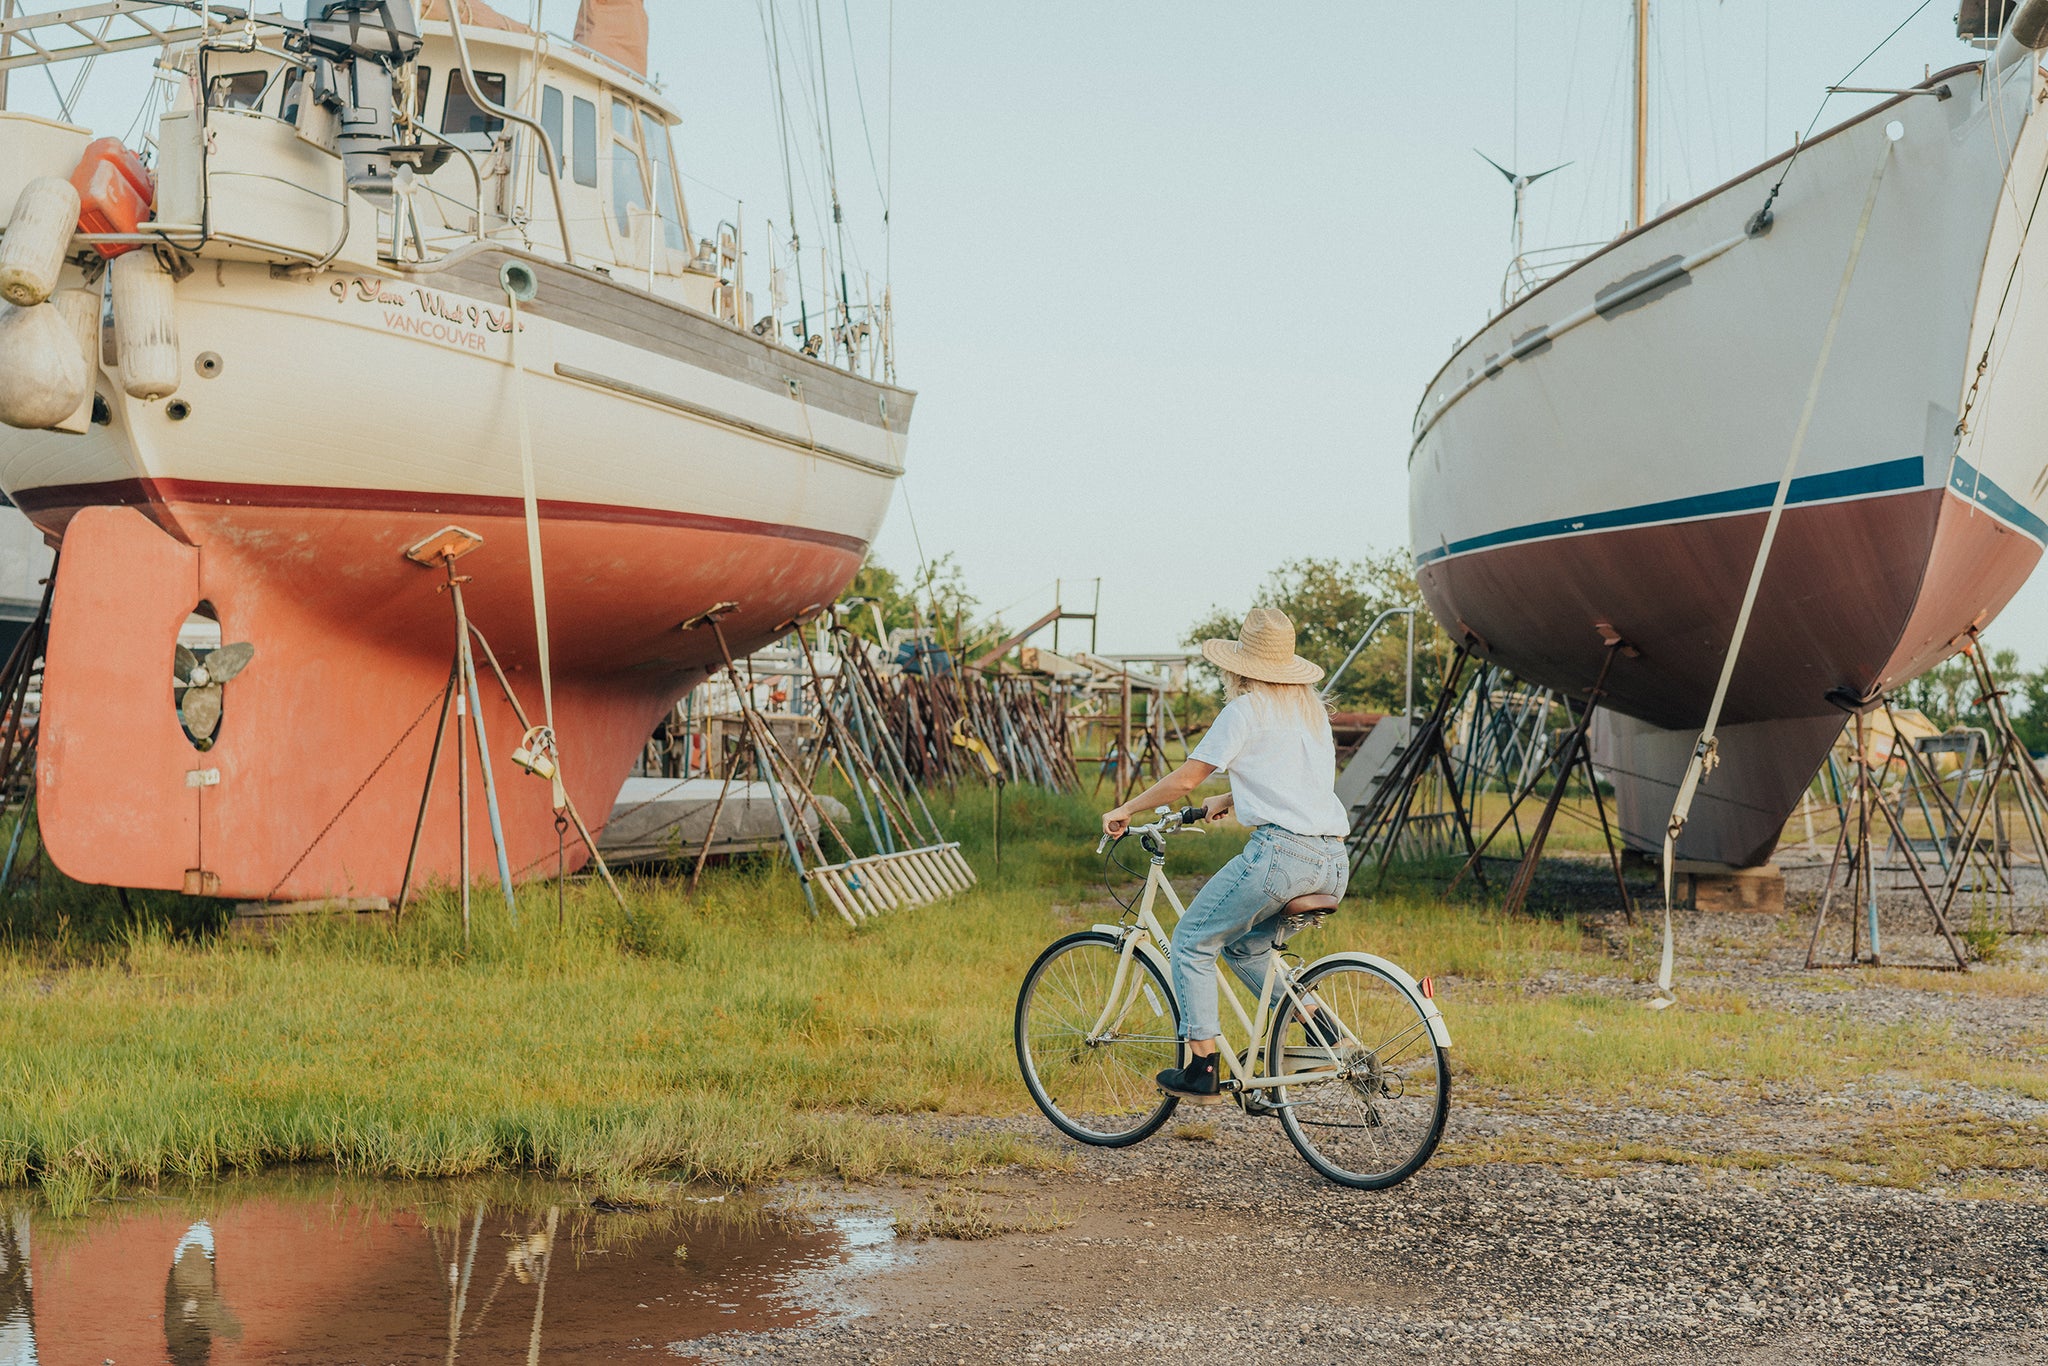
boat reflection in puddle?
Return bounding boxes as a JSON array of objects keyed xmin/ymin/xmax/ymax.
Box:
[{"xmin": 0, "ymin": 1176, "xmax": 895, "ymax": 1362}]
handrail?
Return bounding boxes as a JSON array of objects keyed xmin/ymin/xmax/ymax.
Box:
[
  {"xmin": 442, "ymin": 2, "xmax": 574, "ymax": 268},
  {"xmin": 1321, "ymin": 606, "xmax": 1418, "ymax": 717}
]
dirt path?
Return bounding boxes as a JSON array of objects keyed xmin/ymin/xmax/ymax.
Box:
[
  {"xmin": 685, "ymin": 1110, "xmax": 2046, "ymax": 1364},
  {"xmin": 684, "ymin": 891, "xmax": 2047, "ymax": 1365}
]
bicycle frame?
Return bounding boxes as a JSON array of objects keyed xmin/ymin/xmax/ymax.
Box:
[{"xmin": 1089, "ymin": 840, "xmax": 1352, "ymax": 1096}]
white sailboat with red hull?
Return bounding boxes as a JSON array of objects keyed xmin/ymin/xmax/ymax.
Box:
[
  {"xmin": 1410, "ymin": 4, "xmax": 2048, "ymax": 867},
  {"xmin": 0, "ymin": 1, "xmax": 910, "ymax": 900}
]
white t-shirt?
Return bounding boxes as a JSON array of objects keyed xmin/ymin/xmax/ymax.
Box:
[{"xmin": 1189, "ymin": 695, "xmax": 1350, "ymax": 838}]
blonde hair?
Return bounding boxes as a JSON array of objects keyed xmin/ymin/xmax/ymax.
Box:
[{"xmin": 1222, "ymin": 670, "xmax": 1331, "ymax": 729}]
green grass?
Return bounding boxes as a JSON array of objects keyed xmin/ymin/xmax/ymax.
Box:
[{"xmin": 1, "ymin": 783, "xmax": 2044, "ymax": 1215}]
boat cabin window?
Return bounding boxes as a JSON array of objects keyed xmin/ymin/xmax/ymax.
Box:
[
  {"xmin": 411, "ymin": 67, "xmax": 433, "ymax": 120},
  {"xmin": 609, "ymin": 96, "xmax": 648, "ymax": 235},
  {"xmin": 640, "ymin": 107, "xmax": 687, "ymax": 251},
  {"xmin": 279, "ymin": 67, "xmax": 303, "ymax": 123},
  {"xmin": 441, "ymin": 70, "xmax": 506, "ymax": 136},
  {"xmin": 205, "ymin": 70, "xmax": 269, "ymax": 111},
  {"xmin": 540, "ymin": 85, "xmax": 565, "ymax": 173},
  {"xmin": 571, "ymin": 95, "xmax": 598, "ymax": 187}
]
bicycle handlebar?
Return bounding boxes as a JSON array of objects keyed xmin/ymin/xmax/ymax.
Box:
[{"xmin": 1096, "ymin": 805, "xmax": 1209, "ymax": 854}]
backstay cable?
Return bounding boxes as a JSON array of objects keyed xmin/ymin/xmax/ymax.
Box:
[{"xmin": 1653, "ymin": 137, "xmax": 1893, "ymax": 1008}]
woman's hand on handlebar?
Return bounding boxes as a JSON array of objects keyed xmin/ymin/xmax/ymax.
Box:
[
  {"xmin": 1101, "ymin": 806, "xmax": 1132, "ymax": 839},
  {"xmin": 1201, "ymin": 792, "xmax": 1235, "ymax": 823}
]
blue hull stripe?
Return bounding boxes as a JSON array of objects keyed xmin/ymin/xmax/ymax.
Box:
[
  {"xmin": 1949, "ymin": 457, "xmax": 2048, "ymax": 544},
  {"xmin": 1414, "ymin": 455, "xmax": 2042, "ymax": 566}
]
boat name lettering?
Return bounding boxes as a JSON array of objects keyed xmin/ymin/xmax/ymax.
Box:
[
  {"xmin": 381, "ymin": 309, "xmax": 490, "ymax": 353},
  {"xmin": 329, "ymin": 279, "xmax": 520, "ymax": 333}
]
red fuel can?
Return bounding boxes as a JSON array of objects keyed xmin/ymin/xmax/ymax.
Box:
[{"xmin": 70, "ymin": 138, "xmax": 156, "ymax": 259}]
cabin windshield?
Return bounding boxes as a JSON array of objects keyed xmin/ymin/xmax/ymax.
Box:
[
  {"xmin": 609, "ymin": 96, "xmax": 647, "ymax": 235},
  {"xmin": 640, "ymin": 108, "xmax": 687, "ymax": 251}
]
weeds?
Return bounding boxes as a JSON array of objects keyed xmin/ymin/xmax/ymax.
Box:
[{"xmin": 892, "ymin": 1186, "xmax": 1072, "ymax": 1241}]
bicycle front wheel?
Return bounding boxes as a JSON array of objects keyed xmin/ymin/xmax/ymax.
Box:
[
  {"xmin": 1016, "ymin": 930, "xmax": 1181, "ymax": 1146},
  {"xmin": 1268, "ymin": 957, "xmax": 1450, "ymax": 1189}
]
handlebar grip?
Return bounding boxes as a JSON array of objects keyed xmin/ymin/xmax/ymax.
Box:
[{"xmin": 1179, "ymin": 806, "xmax": 1206, "ymax": 826}]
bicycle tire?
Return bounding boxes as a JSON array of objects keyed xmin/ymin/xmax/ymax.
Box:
[
  {"xmin": 1016, "ymin": 930, "xmax": 1181, "ymax": 1147},
  {"xmin": 1267, "ymin": 956, "xmax": 1450, "ymax": 1190}
]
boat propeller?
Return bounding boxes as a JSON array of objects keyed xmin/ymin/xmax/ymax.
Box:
[{"xmin": 174, "ymin": 641, "xmax": 255, "ymax": 747}]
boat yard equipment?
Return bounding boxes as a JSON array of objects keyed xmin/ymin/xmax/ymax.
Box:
[
  {"xmin": 0, "ymin": 563, "xmax": 51, "ymax": 893},
  {"xmin": 386, "ymin": 527, "xmax": 629, "ymax": 936},
  {"xmin": 1803, "ymin": 707, "xmax": 1969, "ymax": 972},
  {"xmin": 683, "ymin": 606, "xmax": 973, "ymax": 925}
]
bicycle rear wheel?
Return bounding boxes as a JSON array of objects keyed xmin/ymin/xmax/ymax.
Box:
[
  {"xmin": 1016, "ymin": 930, "xmax": 1181, "ymax": 1146},
  {"xmin": 1267, "ymin": 957, "xmax": 1449, "ymax": 1189}
]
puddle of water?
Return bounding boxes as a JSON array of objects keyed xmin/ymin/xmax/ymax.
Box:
[{"xmin": 0, "ymin": 1175, "xmax": 897, "ymax": 1363}]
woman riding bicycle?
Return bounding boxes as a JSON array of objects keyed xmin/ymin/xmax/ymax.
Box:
[{"xmin": 1101, "ymin": 606, "xmax": 1350, "ymax": 1102}]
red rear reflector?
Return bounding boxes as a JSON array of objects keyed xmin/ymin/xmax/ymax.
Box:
[{"xmin": 1420, "ymin": 976, "xmax": 1434, "ymax": 998}]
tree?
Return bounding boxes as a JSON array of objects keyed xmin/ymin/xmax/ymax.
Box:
[
  {"xmin": 1183, "ymin": 553, "xmax": 1446, "ymax": 715},
  {"xmin": 835, "ymin": 553, "xmax": 1003, "ymax": 658}
]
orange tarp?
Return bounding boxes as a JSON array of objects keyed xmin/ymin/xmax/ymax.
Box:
[
  {"xmin": 419, "ymin": 0, "xmax": 530, "ymax": 33},
  {"xmin": 575, "ymin": 0, "xmax": 648, "ymax": 75}
]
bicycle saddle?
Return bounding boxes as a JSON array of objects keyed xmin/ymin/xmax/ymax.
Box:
[{"xmin": 1284, "ymin": 893, "xmax": 1341, "ymax": 915}]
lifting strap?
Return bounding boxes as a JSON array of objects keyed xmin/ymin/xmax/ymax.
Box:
[
  {"xmin": 1653, "ymin": 139, "xmax": 1893, "ymax": 1008},
  {"xmin": 505, "ymin": 281, "xmax": 566, "ymax": 811}
]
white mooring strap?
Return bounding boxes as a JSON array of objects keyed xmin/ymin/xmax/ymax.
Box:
[
  {"xmin": 504, "ymin": 285, "xmax": 565, "ymax": 811},
  {"xmin": 1653, "ymin": 138, "xmax": 1895, "ymax": 1008}
]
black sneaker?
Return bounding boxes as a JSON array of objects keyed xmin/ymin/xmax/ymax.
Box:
[
  {"xmin": 1156, "ymin": 1050, "xmax": 1223, "ymax": 1103},
  {"xmin": 1301, "ymin": 1007, "xmax": 1345, "ymax": 1048}
]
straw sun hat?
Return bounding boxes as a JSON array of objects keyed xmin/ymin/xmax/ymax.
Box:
[{"xmin": 1201, "ymin": 606, "xmax": 1325, "ymax": 686}]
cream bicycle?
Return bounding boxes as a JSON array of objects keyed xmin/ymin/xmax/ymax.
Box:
[{"xmin": 1015, "ymin": 807, "xmax": 1452, "ymax": 1189}]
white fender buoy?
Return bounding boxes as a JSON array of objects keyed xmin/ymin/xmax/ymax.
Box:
[
  {"xmin": 50, "ymin": 287, "xmax": 100, "ymax": 433},
  {"xmin": 111, "ymin": 249, "xmax": 178, "ymax": 400},
  {"xmin": 0, "ymin": 177, "xmax": 82, "ymax": 307},
  {"xmin": 0, "ymin": 301, "xmax": 88, "ymax": 431}
]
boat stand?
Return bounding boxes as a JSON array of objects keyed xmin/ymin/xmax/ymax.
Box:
[
  {"xmin": 395, "ymin": 527, "xmax": 628, "ymax": 938},
  {"xmin": 678, "ymin": 605, "xmax": 974, "ymax": 924},
  {"xmin": 1803, "ymin": 709, "xmax": 1969, "ymax": 971},
  {"xmin": 1451, "ymin": 642, "xmax": 1634, "ymax": 920},
  {"xmin": 0, "ymin": 562, "xmax": 54, "ymax": 895},
  {"xmin": 1924, "ymin": 638, "xmax": 2048, "ymax": 942},
  {"xmin": 1347, "ymin": 643, "xmax": 1486, "ymax": 889}
]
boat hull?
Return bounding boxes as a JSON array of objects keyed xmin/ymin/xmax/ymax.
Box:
[
  {"xmin": 5, "ymin": 248, "xmax": 909, "ymax": 901},
  {"xmin": 1408, "ymin": 59, "xmax": 2048, "ymax": 865}
]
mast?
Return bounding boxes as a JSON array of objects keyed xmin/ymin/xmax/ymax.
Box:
[{"xmin": 1632, "ymin": 0, "xmax": 1649, "ymax": 228}]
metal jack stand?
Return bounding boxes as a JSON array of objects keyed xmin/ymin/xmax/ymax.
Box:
[
  {"xmin": 1347, "ymin": 643, "xmax": 1485, "ymax": 889},
  {"xmin": 395, "ymin": 528, "xmax": 631, "ymax": 936},
  {"xmin": 1803, "ymin": 708, "xmax": 1968, "ymax": 971},
  {"xmin": 1926, "ymin": 637, "xmax": 2048, "ymax": 941},
  {"xmin": 1455, "ymin": 643, "xmax": 1634, "ymax": 920}
]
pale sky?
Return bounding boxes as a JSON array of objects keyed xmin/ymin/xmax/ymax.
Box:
[{"xmin": 23, "ymin": 2, "xmax": 2048, "ymax": 664}]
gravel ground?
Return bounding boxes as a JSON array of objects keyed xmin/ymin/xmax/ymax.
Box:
[
  {"xmin": 671, "ymin": 892, "xmax": 2031, "ymax": 1359},
  {"xmin": 679, "ymin": 870, "xmax": 2048, "ymax": 1365},
  {"xmin": 683, "ymin": 1116, "xmax": 2047, "ymax": 1364}
]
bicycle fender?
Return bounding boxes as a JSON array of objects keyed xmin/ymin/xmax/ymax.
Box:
[
  {"xmin": 1092, "ymin": 924, "xmax": 1175, "ymax": 997},
  {"xmin": 1305, "ymin": 950, "xmax": 1453, "ymax": 1049}
]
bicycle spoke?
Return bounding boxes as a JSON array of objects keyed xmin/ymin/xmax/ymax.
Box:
[
  {"xmin": 1271, "ymin": 961, "xmax": 1448, "ymax": 1189},
  {"xmin": 1019, "ymin": 934, "xmax": 1180, "ymax": 1146}
]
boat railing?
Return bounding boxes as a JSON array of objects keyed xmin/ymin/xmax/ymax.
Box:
[{"xmin": 1501, "ymin": 241, "xmax": 1606, "ymax": 307}]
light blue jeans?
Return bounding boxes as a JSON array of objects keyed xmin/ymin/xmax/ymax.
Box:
[{"xmin": 1170, "ymin": 826, "xmax": 1348, "ymax": 1042}]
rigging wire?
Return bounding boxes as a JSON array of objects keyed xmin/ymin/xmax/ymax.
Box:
[
  {"xmin": 758, "ymin": 0, "xmax": 811, "ymax": 340},
  {"xmin": 812, "ymin": 0, "xmax": 852, "ymax": 348},
  {"xmin": 1748, "ymin": 0, "xmax": 1932, "ymax": 231},
  {"xmin": 838, "ymin": 0, "xmax": 890, "ymax": 212}
]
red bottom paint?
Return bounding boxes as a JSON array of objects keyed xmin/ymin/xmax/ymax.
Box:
[
  {"xmin": 1421, "ymin": 487, "xmax": 2042, "ymax": 866},
  {"xmin": 34, "ymin": 494, "xmax": 862, "ymax": 902}
]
